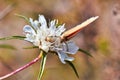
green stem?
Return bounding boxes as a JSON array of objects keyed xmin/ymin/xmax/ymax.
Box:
[{"xmin": 37, "ymin": 51, "xmax": 47, "ymax": 80}]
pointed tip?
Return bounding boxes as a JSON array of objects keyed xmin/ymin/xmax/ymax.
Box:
[
  {"xmin": 89, "ymin": 16, "xmax": 99, "ymax": 22},
  {"xmin": 91, "ymin": 16, "xmax": 99, "ymax": 21},
  {"xmin": 94, "ymin": 16, "xmax": 99, "ymax": 19},
  {"xmin": 61, "ymin": 16, "xmax": 99, "ymax": 41}
]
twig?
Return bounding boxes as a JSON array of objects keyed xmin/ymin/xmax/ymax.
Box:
[{"xmin": 0, "ymin": 53, "xmax": 42, "ymax": 80}]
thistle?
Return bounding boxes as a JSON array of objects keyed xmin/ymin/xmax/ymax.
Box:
[{"xmin": 0, "ymin": 14, "xmax": 98, "ymax": 80}]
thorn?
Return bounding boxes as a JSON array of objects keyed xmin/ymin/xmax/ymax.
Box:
[{"xmin": 61, "ymin": 16, "xmax": 99, "ymax": 41}]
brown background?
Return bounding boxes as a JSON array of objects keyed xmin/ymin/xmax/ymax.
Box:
[{"xmin": 0, "ymin": 0, "xmax": 120, "ymax": 80}]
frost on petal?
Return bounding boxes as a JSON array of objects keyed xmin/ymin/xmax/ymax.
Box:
[
  {"xmin": 56, "ymin": 50, "xmax": 74, "ymax": 64},
  {"xmin": 56, "ymin": 24, "xmax": 66, "ymax": 36},
  {"xmin": 29, "ymin": 18, "xmax": 35, "ymax": 28},
  {"xmin": 39, "ymin": 15, "xmax": 47, "ymax": 29},
  {"xmin": 23, "ymin": 25, "xmax": 35, "ymax": 35},
  {"xmin": 49, "ymin": 20, "xmax": 56, "ymax": 36},
  {"xmin": 24, "ymin": 33, "xmax": 35, "ymax": 42},
  {"xmin": 49, "ymin": 20, "xmax": 56, "ymax": 29},
  {"xmin": 66, "ymin": 42, "xmax": 79, "ymax": 54},
  {"xmin": 33, "ymin": 37, "xmax": 40, "ymax": 46},
  {"xmin": 29, "ymin": 18, "xmax": 34, "ymax": 25},
  {"xmin": 41, "ymin": 41, "xmax": 51, "ymax": 52},
  {"xmin": 29, "ymin": 18, "xmax": 39, "ymax": 30},
  {"xmin": 33, "ymin": 20, "xmax": 40, "ymax": 29},
  {"xmin": 23, "ymin": 25, "xmax": 37, "ymax": 44}
]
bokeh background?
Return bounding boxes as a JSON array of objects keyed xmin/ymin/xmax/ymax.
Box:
[{"xmin": 0, "ymin": 0, "xmax": 120, "ymax": 80}]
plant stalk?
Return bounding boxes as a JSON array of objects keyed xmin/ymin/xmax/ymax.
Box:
[{"xmin": 0, "ymin": 52, "xmax": 42, "ymax": 80}]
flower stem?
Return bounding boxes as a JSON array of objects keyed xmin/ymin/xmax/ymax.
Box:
[
  {"xmin": 0, "ymin": 52, "xmax": 43, "ymax": 80},
  {"xmin": 37, "ymin": 51, "xmax": 47, "ymax": 80}
]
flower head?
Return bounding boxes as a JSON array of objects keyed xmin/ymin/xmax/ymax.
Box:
[
  {"xmin": 23, "ymin": 15, "xmax": 79, "ymax": 64},
  {"xmin": 0, "ymin": 14, "xmax": 98, "ymax": 80}
]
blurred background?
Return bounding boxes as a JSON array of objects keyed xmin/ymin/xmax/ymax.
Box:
[{"xmin": 0, "ymin": 0, "xmax": 120, "ymax": 80}]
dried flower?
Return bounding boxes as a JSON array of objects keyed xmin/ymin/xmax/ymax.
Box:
[{"xmin": 23, "ymin": 15, "xmax": 79, "ymax": 63}]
